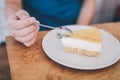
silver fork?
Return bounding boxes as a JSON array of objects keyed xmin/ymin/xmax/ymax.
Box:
[{"xmin": 34, "ymin": 23, "xmax": 73, "ymax": 33}]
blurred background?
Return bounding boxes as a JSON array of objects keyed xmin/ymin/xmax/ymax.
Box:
[
  {"xmin": 0, "ymin": 0, "xmax": 9, "ymax": 44},
  {"xmin": 0, "ymin": 0, "xmax": 120, "ymax": 80}
]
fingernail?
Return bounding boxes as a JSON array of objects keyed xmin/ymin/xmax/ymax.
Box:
[
  {"xmin": 30, "ymin": 17, "xmax": 36, "ymax": 23},
  {"xmin": 35, "ymin": 20, "xmax": 40, "ymax": 24},
  {"xmin": 34, "ymin": 21, "xmax": 40, "ymax": 27}
]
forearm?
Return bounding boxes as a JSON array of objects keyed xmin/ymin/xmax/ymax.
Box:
[
  {"xmin": 5, "ymin": 0, "xmax": 22, "ymax": 19},
  {"xmin": 77, "ymin": 0, "xmax": 96, "ymax": 25}
]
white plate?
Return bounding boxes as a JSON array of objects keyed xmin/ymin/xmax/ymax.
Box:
[{"xmin": 42, "ymin": 25, "xmax": 120, "ymax": 70}]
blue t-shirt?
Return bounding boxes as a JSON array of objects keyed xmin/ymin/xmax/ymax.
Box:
[{"xmin": 22, "ymin": 0, "xmax": 83, "ymax": 30}]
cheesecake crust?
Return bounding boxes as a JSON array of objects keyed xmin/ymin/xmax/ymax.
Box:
[{"xmin": 64, "ymin": 46, "xmax": 99, "ymax": 57}]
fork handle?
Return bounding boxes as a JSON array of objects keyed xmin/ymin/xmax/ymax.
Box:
[
  {"xmin": 34, "ymin": 22, "xmax": 72, "ymax": 33},
  {"xmin": 34, "ymin": 22, "xmax": 55, "ymax": 29}
]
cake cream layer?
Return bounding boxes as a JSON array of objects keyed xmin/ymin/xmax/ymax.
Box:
[{"xmin": 61, "ymin": 37, "xmax": 101, "ymax": 52}]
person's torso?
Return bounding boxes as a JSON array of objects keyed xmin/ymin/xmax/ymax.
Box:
[{"xmin": 22, "ymin": 0, "xmax": 83, "ymax": 30}]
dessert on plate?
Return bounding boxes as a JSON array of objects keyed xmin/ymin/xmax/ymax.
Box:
[{"xmin": 61, "ymin": 27, "xmax": 102, "ymax": 57}]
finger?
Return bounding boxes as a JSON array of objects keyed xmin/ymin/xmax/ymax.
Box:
[
  {"xmin": 8, "ymin": 17, "xmax": 36, "ymax": 30},
  {"xmin": 35, "ymin": 23, "xmax": 40, "ymax": 31},
  {"xmin": 15, "ymin": 10, "xmax": 30, "ymax": 20},
  {"xmin": 7, "ymin": 14, "xmax": 18, "ymax": 29},
  {"xmin": 8, "ymin": 13, "xmax": 18, "ymax": 20},
  {"xmin": 24, "ymin": 36, "xmax": 36, "ymax": 47},
  {"xmin": 14, "ymin": 30, "xmax": 37, "ymax": 43},
  {"xmin": 16, "ymin": 17, "xmax": 36, "ymax": 30},
  {"xmin": 11, "ymin": 25, "xmax": 38, "ymax": 37},
  {"xmin": 35, "ymin": 20, "xmax": 40, "ymax": 31},
  {"xmin": 35, "ymin": 20, "xmax": 40, "ymax": 24}
]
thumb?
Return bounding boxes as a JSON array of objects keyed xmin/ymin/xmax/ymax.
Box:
[{"xmin": 15, "ymin": 10, "xmax": 30, "ymax": 20}]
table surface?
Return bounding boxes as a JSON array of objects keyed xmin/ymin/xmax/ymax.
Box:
[{"xmin": 6, "ymin": 22, "xmax": 120, "ymax": 80}]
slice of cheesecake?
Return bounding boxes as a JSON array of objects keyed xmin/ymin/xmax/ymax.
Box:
[{"xmin": 61, "ymin": 27, "xmax": 102, "ymax": 57}]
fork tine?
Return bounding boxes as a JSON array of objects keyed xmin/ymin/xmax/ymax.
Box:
[{"xmin": 60, "ymin": 26, "xmax": 73, "ymax": 33}]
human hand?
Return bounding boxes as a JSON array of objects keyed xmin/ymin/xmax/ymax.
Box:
[{"xmin": 7, "ymin": 10, "xmax": 39, "ymax": 47}]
